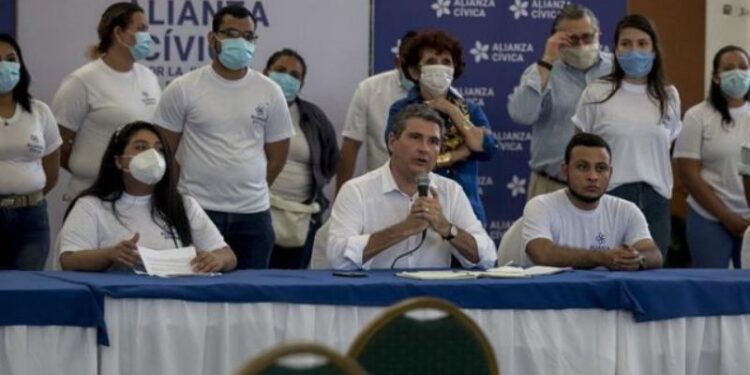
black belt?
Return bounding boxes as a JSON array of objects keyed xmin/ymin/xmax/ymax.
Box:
[{"xmin": 534, "ymin": 170, "xmax": 566, "ymax": 185}]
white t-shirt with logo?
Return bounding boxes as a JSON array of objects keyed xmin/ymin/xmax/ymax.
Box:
[
  {"xmin": 522, "ymin": 189, "xmax": 652, "ymax": 258},
  {"xmin": 342, "ymin": 69, "xmax": 409, "ymax": 171},
  {"xmin": 60, "ymin": 194, "xmax": 226, "ymax": 254},
  {"xmin": 52, "ymin": 59, "xmax": 161, "ymax": 198},
  {"xmin": 573, "ymin": 80, "xmax": 682, "ymax": 198},
  {"xmin": 154, "ymin": 65, "xmax": 294, "ymax": 213},
  {"xmin": 673, "ymin": 101, "xmax": 750, "ymax": 220},
  {"xmin": 0, "ymin": 99, "xmax": 62, "ymax": 194}
]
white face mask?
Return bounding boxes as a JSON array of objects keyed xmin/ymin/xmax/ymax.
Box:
[
  {"xmin": 560, "ymin": 43, "xmax": 600, "ymax": 70},
  {"xmin": 124, "ymin": 148, "xmax": 166, "ymax": 185},
  {"xmin": 419, "ymin": 65, "xmax": 454, "ymax": 96}
]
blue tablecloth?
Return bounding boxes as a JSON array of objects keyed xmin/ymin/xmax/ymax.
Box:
[
  {"xmin": 0, "ymin": 271, "xmax": 107, "ymax": 343},
  {"xmin": 4, "ymin": 269, "xmax": 750, "ymax": 345}
]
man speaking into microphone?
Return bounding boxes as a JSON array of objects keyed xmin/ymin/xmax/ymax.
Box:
[{"xmin": 327, "ymin": 104, "xmax": 497, "ymax": 270}]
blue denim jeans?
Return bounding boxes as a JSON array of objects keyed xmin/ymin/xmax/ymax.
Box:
[
  {"xmin": 0, "ymin": 200, "xmax": 50, "ymax": 270},
  {"xmin": 205, "ymin": 209, "xmax": 274, "ymax": 269},
  {"xmin": 270, "ymin": 215, "xmax": 322, "ymax": 269},
  {"xmin": 609, "ymin": 183, "xmax": 670, "ymax": 258},
  {"xmin": 686, "ymin": 207, "xmax": 742, "ymax": 268}
]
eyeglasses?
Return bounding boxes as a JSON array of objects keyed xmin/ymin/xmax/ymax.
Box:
[
  {"xmin": 568, "ymin": 32, "xmax": 596, "ymax": 46},
  {"xmin": 217, "ymin": 28, "xmax": 258, "ymax": 43}
]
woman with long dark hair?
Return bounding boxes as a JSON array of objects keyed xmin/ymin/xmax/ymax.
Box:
[
  {"xmin": 59, "ymin": 121, "xmax": 236, "ymax": 272},
  {"xmin": 52, "ymin": 2, "xmax": 161, "ymax": 200},
  {"xmin": 674, "ymin": 46, "xmax": 750, "ymax": 268},
  {"xmin": 384, "ymin": 29, "xmax": 498, "ymax": 224},
  {"xmin": 0, "ymin": 33, "xmax": 61, "ymax": 270},
  {"xmin": 572, "ymin": 14, "xmax": 682, "ymax": 256}
]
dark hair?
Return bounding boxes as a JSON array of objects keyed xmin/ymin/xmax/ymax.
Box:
[
  {"xmin": 709, "ymin": 45, "xmax": 750, "ymax": 127},
  {"xmin": 400, "ymin": 29, "xmax": 466, "ymax": 83},
  {"xmin": 391, "ymin": 103, "xmax": 446, "ymax": 139},
  {"xmin": 398, "ymin": 30, "xmax": 418, "ymax": 59},
  {"xmin": 212, "ymin": 4, "xmax": 257, "ymax": 32},
  {"xmin": 550, "ymin": 3, "xmax": 599, "ymax": 35},
  {"xmin": 598, "ymin": 14, "xmax": 671, "ymax": 121},
  {"xmin": 265, "ymin": 48, "xmax": 307, "ymax": 80},
  {"xmin": 65, "ymin": 121, "xmax": 193, "ymax": 247},
  {"xmin": 0, "ymin": 33, "xmax": 32, "ymax": 112},
  {"xmin": 87, "ymin": 2, "xmax": 144, "ymax": 59},
  {"xmin": 565, "ymin": 132, "xmax": 612, "ymax": 164}
]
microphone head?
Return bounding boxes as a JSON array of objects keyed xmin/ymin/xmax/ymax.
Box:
[{"xmin": 416, "ymin": 172, "xmax": 430, "ymax": 197}]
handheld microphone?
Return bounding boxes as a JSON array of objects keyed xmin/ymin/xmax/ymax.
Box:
[
  {"xmin": 391, "ymin": 173, "xmax": 430, "ymax": 269},
  {"xmin": 416, "ymin": 172, "xmax": 430, "ymax": 197}
]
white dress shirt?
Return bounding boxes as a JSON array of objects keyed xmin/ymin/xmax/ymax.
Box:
[{"xmin": 328, "ymin": 163, "xmax": 497, "ymax": 270}]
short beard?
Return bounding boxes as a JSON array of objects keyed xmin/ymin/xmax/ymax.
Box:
[{"xmin": 567, "ymin": 186, "xmax": 603, "ymax": 204}]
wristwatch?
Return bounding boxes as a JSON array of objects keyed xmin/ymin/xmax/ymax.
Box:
[{"xmin": 442, "ymin": 224, "xmax": 458, "ymax": 241}]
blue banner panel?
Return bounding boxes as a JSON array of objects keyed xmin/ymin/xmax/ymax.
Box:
[
  {"xmin": 373, "ymin": 0, "xmax": 626, "ymax": 242},
  {"xmin": 0, "ymin": 0, "xmax": 15, "ymax": 36}
]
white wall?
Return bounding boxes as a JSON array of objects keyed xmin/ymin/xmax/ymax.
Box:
[
  {"xmin": 705, "ymin": 0, "xmax": 750, "ymax": 90},
  {"xmin": 16, "ymin": 0, "xmax": 369, "ymax": 268}
]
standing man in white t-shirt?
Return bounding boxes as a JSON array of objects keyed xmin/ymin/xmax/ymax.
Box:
[
  {"xmin": 522, "ymin": 133, "xmax": 662, "ymax": 270},
  {"xmin": 336, "ymin": 30, "xmax": 417, "ymax": 193},
  {"xmin": 154, "ymin": 5, "xmax": 294, "ymax": 269}
]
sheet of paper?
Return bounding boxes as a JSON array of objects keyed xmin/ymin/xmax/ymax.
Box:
[
  {"xmin": 138, "ymin": 245, "xmax": 197, "ymax": 277},
  {"xmin": 522, "ymin": 266, "xmax": 571, "ymax": 277},
  {"xmin": 396, "ymin": 270, "xmax": 478, "ymax": 280},
  {"xmin": 479, "ymin": 265, "xmax": 570, "ymax": 278}
]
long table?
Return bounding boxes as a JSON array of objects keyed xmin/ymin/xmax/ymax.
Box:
[{"xmin": 3, "ymin": 269, "xmax": 750, "ymax": 375}]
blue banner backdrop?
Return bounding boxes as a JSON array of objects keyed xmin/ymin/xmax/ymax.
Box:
[
  {"xmin": 373, "ymin": 0, "xmax": 626, "ymax": 242},
  {"xmin": 0, "ymin": 0, "xmax": 15, "ymax": 36}
]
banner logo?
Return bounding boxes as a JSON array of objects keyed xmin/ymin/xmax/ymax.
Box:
[
  {"xmin": 510, "ymin": 0, "xmax": 570, "ymax": 20},
  {"xmin": 509, "ymin": 0, "xmax": 529, "ymax": 19},
  {"xmin": 470, "ymin": 41, "xmax": 534, "ymax": 64},
  {"xmin": 469, "ymin": 41, "xmax": 490, "ymax": 63},
  {"xmin": 506, "ymin": 175, "xmax": 527, "ymax": 197},
  {"xmin": 431, "ymin": 0, "xmax": 496, "ymax": 18},
  {"xmin": 431, "ymin": 0, "xmax": 451, "ymax": 17}
]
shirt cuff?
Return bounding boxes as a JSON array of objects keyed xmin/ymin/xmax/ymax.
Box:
[
  {"xmin": 524, "ymin": 69, "xmax": 550, "ymax": 96},
  {"xmin": 342, "ymin": 234, "xmax": 372, "ymax": 269}
]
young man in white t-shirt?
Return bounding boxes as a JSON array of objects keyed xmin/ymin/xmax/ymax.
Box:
[
  {"xmin": 154, "ymin": 5, "xmax": 294, "ymax": 269},
  {"xmin": 522, "ymin": 133, "xmax": 662, "ymax": 270}
]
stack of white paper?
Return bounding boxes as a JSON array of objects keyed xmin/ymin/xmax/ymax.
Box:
[
  {"xmin": 396, "ymin": 266, "xmax": 570, "ymax": 280},
  {"xmin": 138, "ymin": 245, "xmax": 210, "ymax": 277},
  {"xmin": 396, "ymin": 270, "xmax": 478, "ymax": 280}
]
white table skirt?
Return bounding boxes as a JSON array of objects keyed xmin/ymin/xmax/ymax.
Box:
[
  {"xmin": 0, "ymin": 326, "xmax": 97, "ymax": 375},
  {"xmin": 98, "ymin": 298, "xmax": 750, "ymax": 375}
]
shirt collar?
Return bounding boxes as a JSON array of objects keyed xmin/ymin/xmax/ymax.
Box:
[{"xmin": 379, "ymin": 161, "xmax": 438, "ymax": 195}]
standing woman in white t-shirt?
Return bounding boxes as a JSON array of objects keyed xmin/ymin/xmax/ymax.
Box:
[
  {"xmin": 59, "ymin": 121, "xmax": 236, "ymax": 272},
  {"xmin": 674, "ymin": 46, "xmax": 750, "ymax": 268},
  {"xmin": 0, "ymin": 34, "xmax": 62, "ymax": 270},
  {"xmin": 52, "ymin": 2, "xmax": 161, "ymax": 200},
  {"xmin": 573, "ymin": 14, "xmax": 682, "ymax": 257}
]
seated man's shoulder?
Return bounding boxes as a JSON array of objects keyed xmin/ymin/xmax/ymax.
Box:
[
  {"xmin": 337, "ymin": 168, "xmax": 383, "ymax": 196},
  {"xmin": 525, "ymin": 189, "xmax": 567, "ymax": 210}
]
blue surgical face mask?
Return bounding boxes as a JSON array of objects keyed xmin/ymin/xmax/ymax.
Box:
[
  {"xmin": 720, "ymin": 69, "xmax": 750, "ymax": 99},
  {"xmin": 218, "ymin": 38, "xmax": 255, "ymax": 70},
  {"xmin": 269, "ymin": 72, "xmax": 301, "ymax": 102},
  {"xmin": 616, "ymin": 51, "xmax": 655, "ymax": 79},
  {"xmin": 128, "ymin": 31, "xmax": 153, "ymax": 61},
  {"xmin": 399, "ymin": 69, "xmax": 414, "ymax": 91},
  {"xmin": 0, "ymin": 61, "xmax": 20, "ymax": 94}
]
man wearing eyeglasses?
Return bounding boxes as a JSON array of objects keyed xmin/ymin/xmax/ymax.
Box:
[
  {"xmin": 507, "ymin": 3, "xmax": 613, "ymax": 200},
  {"xmin": 154, "ymin": 4, "xmax": 294, "ymax": 269}
]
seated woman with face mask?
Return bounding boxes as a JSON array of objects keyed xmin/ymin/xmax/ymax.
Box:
[{"xmin": 59, "ymin": 121, "xmax": 237, "ymax": 272}]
